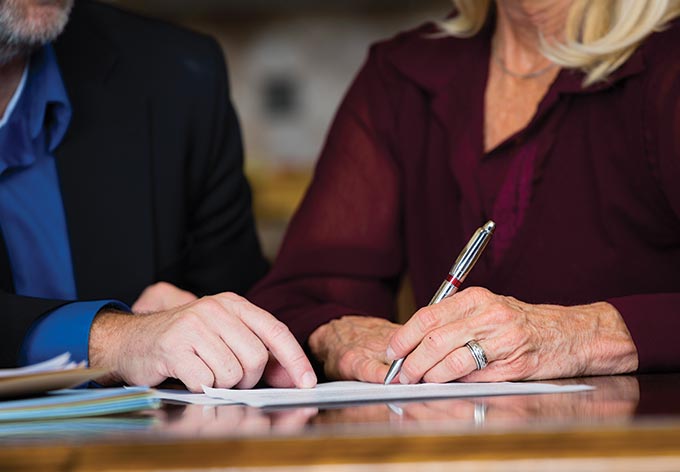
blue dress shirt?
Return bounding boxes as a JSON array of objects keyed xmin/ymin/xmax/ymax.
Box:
[{"xmin": 0, "ymin": 45, "xmax": 126, "ymax": 366}]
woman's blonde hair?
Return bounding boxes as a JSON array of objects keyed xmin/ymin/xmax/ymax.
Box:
[{"xmin": 440, "ymin": 0, "xmax": 680, "ymax": 86}]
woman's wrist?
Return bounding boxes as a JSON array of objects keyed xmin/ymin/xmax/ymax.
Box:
[{"xmin": 579, "ymin": 301, "xmax": 639, "ymax": 376}]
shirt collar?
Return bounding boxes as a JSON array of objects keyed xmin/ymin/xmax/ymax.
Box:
[{"xmin": 26, "ymin": 43, "xmax": 72, "ymax": 152}]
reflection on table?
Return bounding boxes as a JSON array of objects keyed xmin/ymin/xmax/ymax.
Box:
[
  {"xmin": 151, "ymin": 375, "xmax": 643, "ymax": 438},
  {"xmin": 2, "ymin": 374, "xmax": 680, "ymax": 471}
]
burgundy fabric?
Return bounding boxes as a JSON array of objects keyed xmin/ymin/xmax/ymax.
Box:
[{"xmin": 249, "ymin": 18, "xmax": 680, "ymax": 373}]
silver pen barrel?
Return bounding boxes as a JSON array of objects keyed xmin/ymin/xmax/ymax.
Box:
[{"xmin": 450, "ymin": 220, "xmax": 495, "ymax": 283}]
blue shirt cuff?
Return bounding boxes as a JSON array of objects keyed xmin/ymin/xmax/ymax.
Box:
[{"xmin": 19, "ymin": 300, "xmax": 130, "ymax": 366}]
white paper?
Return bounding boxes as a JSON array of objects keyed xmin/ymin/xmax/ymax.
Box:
[
  {"xmin": 153, "ymin": 389, "xmax": 232, "ymax": 406},
  {"xmin": 200, "ymin": 381, "xmax": 594, "ymax": 408},
  {"xmin": 0, "ymin": 352, "xmax": 79, "ymax": 378}
]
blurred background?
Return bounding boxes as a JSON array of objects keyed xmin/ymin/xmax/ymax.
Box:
[{"xmin": 112, "ymin": 0, "xmax": 449, "ymax": 259}]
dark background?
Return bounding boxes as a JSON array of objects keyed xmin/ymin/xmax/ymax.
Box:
[{"xmin": 110, "ymin": 0, "xmax": 449, "ymax": 257}]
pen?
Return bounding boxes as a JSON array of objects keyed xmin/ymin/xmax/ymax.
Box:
[{"xmin": 383, "ymin": 220, "xmax": 496, "ymax": 385}]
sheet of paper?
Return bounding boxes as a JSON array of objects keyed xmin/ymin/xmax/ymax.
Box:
[
  {"xmin": 0, "ymin": 353, "xmax": 107, "ymax": 398},
  {"xmin": 0, "ymin": 353, "xmax": 76, "ymax": 378},
  {"xmin": 153, "ymin": 389, "xmax": 233, "ymax": 406},
  {"xmin": 198, "ymin": 381, "xmax": 593, "ymax": 408}
]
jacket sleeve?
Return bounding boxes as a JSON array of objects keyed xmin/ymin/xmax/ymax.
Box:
[{"xmin": 0, "ymin": 292, "xmax": 69, "ymax": 367}]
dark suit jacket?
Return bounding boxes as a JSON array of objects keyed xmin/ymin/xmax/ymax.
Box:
[{"xmin": 0, "ymin": 1, "xmax": 269, "ymax": 367}]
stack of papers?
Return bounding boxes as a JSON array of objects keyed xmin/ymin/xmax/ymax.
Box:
[
  {"xmin": 0, "ymin": 387, "xmax": 159, "ymax": 422},
  {"xmin": 0, "ymin": 354, "xmax": 159, "ymax": 423},
  {"xmin": 0, "ymin": 353, "xmax": 106, "ymax": 398}
]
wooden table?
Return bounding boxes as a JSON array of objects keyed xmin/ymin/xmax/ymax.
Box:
[{"xmin": 2, "ymin": 374, "xmax": 680, "ymax": 471}]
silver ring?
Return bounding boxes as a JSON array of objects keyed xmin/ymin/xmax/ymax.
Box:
[
  {"xmin": 465, "ymin": 340, "xmax": 488, "ymax": 370},
  {"xmin": 473, "ymin": 402, "xmax": 487, "ymax": 426}
]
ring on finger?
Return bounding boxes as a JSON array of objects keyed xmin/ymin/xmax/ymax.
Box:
[{"xmin": 465, "ymin": 340, "xmax": 488, "ymax": 370}]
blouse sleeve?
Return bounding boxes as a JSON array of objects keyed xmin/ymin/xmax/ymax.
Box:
[
  {"xmin": 248, "ymin": 46, "xmax": 406, "ymax": 344},
  {"xmin": 607, "ymin": 53, "xmax": 680, "ymax": 373}
]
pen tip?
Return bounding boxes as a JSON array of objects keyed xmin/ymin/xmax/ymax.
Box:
[{"xmin": 484, "ymin": 220, "xmax": 496, "ymax": 233}]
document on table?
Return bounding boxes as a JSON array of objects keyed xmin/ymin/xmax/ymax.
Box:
[
  {"xmin": 0, "ymin": 387, "xmax": 159, "ymax": 422},
  {"xmin": 154, "ymin": 381, "xmax": 594, "ymax": 408},
  {"xmin": 0, "ymin": 353, "xmax": 108, "ymax": 398}
]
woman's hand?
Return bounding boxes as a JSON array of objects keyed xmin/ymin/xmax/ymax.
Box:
[
  {"xmin": 386, "ymin": 287, "xmax": 639, "ymax": 384},
  {"xmin": 132, "ymin": 281, "xmax": 198, "ymax": 313},
  {"xmin": 309, "ymin": 315, "xmax": 401, "ymax": 383}
]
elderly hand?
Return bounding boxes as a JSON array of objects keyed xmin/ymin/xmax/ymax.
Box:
[
  {"xmin": 309, "ymin": 315, "xmax": 400, "ymax": 382},
  {"xmin": 89, "ymin": 292, "xmax": 317, "ymax": 392},
  {"xmin": 132, "ymin": 281, "xmax": 198, "ymax": 313},
  {"xmin": 386, "ymin": 287, "xmax": 639, "ymax": 384}
]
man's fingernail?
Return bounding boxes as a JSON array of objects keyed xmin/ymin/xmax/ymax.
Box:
[
  {"xmin": 301, "ymin": 371, "xmax": 317, "ymax": 389},
  {"xmin": 386, "ymin": 346, "xmax": 396, "ymax": 361},
  {"xmin": 399, "ymin": 373, "xmax": 410, "ymax": 385}
]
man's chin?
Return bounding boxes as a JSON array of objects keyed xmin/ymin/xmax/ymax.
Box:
[{"xmin": 0, "ymin": 0, "xmax": 73, "ymax": 64}]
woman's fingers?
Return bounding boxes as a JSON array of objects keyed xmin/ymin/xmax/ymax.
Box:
[
  {"xmin": 394, "ymin": 289, "xmax": 541, "ymax": 384},
  {"xmin": 397, "ymin": 320, "xmax": 477, "ymax": 384},
  {"xmin": 387, "ymin": 287, "xmax": 494, "ymax": 361},
  {"xmin": 419, "ymin": 345, "xmax": 479, "ymax": 383},
  {"xmin": 132, "ymin": 281, "xmax": 198, "ymax": 313}
]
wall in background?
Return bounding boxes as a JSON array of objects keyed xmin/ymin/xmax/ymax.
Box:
[{"xmin": 111, "ymin": 0, "xmax": 450, "ymax": 258}]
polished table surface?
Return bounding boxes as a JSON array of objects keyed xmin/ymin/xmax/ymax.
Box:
[{"xmin": 2, "ymin": 374, "xmax": 680, "ymax": 471}]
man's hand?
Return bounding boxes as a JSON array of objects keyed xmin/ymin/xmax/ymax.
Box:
[
  {"xmin": 89, "ymin": 292, "xmax": 317, "ymax": 392},
  {"xmin": 309, "ymin": 315, "xmax": 400, "ymax": 383},
  {"xmin": 132, "ymin": 282, "xmax": 198, "ymax": 313}
]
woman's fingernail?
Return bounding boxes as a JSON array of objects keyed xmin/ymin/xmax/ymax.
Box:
[
  {"xmin": 386, "ymin": 346, "xmax": 396, "ymax": 361},
  {"xmin": 301, "ymin": 371, "xmax": 317, "ymax": 389}
]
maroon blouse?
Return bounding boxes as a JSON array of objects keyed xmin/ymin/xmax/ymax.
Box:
[{"xmin": 249, "ymin": 18, "xmax": 680, "ymax": 372}]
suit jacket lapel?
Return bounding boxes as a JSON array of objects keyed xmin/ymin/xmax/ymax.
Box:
[{"xmin": 52, "ymin": 5, "xmax": 155, "ymax": 304}]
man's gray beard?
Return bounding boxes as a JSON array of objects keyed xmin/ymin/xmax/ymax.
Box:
[{"xmin": 0, "ymin": 0, "xmax": 74, "ymax": 65}]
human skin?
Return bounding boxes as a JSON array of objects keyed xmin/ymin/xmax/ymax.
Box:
[
  {"xmin": 309, "ymin": 0, "xmax": 639, "ymax": 385},
  {"xmin": 90, "ymin": 291, "xmax": 317, "ymax": 392}
]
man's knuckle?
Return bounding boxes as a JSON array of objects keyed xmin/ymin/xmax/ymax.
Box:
[
  {"xmin": 195, "ymin": 297, "xmax": 223, "ymax": 315},
  {"xmin": 218, "ymin": 291, "xmax": 244, "ymax": 303},
  {"xmin": 244, "ymin": 348, "xmax": 269, "ymax": 373},
  {"xmin": 220, "ymin": 364, "xmax": 244, "ymax": 387},
  {"xmin": 287, "ymin": 350, "xmax": 309, "ymax": 367},
  {"xmin": 268, "ymin": 320, "xmax": 292, "ymax": 341},
  {"xmin": 175, "ymin": 309, "xmax": 202, "ymax": 331},
  {"xmin": 157, "ymin": 335, "xmax": 175, "ymax": 356}
]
